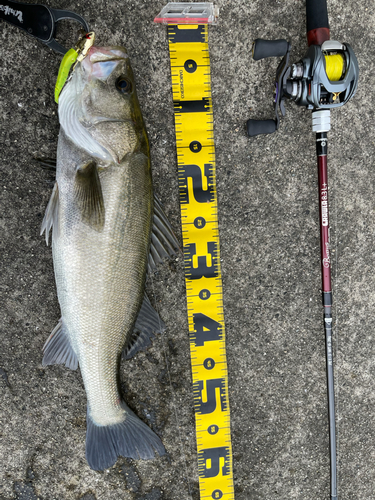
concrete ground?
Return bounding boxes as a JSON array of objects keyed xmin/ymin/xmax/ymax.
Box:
[{"xmin": 1, "ymin": 1, "xmax": 374, "ymax": 499}]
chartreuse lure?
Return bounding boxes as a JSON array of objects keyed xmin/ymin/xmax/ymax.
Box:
[{"xmin": 54, "ymin": 32, "xmax": 95, "ymax": 103}]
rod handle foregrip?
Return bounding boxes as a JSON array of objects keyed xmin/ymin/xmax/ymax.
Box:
[
  {"xmin": 306, "ymin": 0, "xmax": 329, "ymax": 31},
  {"xmin": 247, "ymin": 119, "xmax": 277, "ymax": 137},
  {"xmin": 306, "ymin": 0, "xmax": 330, "ymax": 46},
  {"xmin": 252, "ymin": 39, "xmax": 289, "ymax": 61}
]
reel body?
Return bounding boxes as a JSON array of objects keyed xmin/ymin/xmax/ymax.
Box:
[
  {"xmin": 289, "ymin": 41, "xmax": 359, "ymax": 109},
  {"xmin": 247, "ymin": 38, "xmax": 359, "ymax": 136}
]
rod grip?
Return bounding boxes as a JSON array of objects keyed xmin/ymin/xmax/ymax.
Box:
[
  {"xmin": 252, "ymin": 39, "xmax": 289, "ymax": 61},
  {"xmin": 247, "ymin": 119, "xmax": 277, "ymax": 137},
  {"xmin": 306, "ymin": 0, "xmax": 329, "ymax": 31},
  {"xmin": 306, "ymin": 0, "xmax": 330, "ymax": 46}
]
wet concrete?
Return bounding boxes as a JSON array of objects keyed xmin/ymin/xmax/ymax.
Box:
[{"xmin": 0, "ymin": 1, "xmax": 374, "ymax": 499}]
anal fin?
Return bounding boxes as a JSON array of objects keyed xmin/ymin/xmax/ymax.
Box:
[
  {"xmin": 42, "ymin": 319, "xmax": 78, "ymax": 370},
  {"xmin": 122, "ymin": 294, "xmax": 165, "ymax": 360}
]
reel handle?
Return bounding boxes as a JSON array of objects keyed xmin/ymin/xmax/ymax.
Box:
[
  {"xmin": 246, "ymin": 119, "xmax": 277, "ymax": 137},
  {"xmin": 252, "ymin": 39, "xmax": 289, "ymax": 60},
  {"xmin": 306, "ymin": 0, "xmax": 330, "ymax": 46},
  {"xmin": 247, "ymin": 39, "xmax": 290, "ymax": 138}
]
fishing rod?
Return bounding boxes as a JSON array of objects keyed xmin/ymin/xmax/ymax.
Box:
[{"xmin": 246, "ymin": 1, "xmax": 359, "ymax": 498}]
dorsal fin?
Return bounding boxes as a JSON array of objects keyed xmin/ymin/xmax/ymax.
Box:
[
  {"xmin": 34, "ymin": 157, "xmax": 57, "ymax": 171},
  {"xmin": 40, "ymin": 182, "xmax": 59, "ymax": 246}
]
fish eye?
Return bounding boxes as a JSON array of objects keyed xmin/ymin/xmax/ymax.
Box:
[{"xmin": 116, "ymin": 76, "xmax": 132, "ymax": 94}]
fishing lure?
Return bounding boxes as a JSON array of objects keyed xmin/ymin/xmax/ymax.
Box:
[{"xmin": 54, "ymin": 32, "xmax": 95, "ymax": 103}]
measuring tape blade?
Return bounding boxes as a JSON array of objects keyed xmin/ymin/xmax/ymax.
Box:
[{"xmin": 162, "ymin": 19, "xmax": 235, "ymax": 499}]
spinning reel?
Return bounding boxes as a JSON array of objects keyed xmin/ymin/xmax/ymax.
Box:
[{"xmin": 247, "ymin": 37, "xmax": 359, "ymax": 136}]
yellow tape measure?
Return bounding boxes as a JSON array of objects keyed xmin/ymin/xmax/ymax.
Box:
[{"xmin": 167, "ymin": 24, "xmax": 234, "ymax": 499}]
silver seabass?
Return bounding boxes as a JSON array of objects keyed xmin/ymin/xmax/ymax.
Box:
[{"xmin": 41, "ymin": 46, "xmax": 178, "ymax": 471}]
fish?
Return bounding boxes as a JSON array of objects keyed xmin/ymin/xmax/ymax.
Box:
[{"xmin": 40, "ymin": 45, "xmax": 179, "ymax": 471}]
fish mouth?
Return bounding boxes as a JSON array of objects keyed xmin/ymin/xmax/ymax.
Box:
[
  {"xmin": 85, "ymin": 48, "xmax": 128, "ymax": 65},
  {"xmin": 90, "ymin": 52, "xmax": 127, "ymax": 64},
  {"xmin": 81, "ymin": 48, "xmax": 128, "ymax": 79},
  {"xmin": 82, "ymin": 47, "xmax": 128, "ymax": 80},
  {"xmin": 85, "ymin": 117, "xmax": 133, "ymax": 127}
]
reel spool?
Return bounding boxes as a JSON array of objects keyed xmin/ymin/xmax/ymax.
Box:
[{"xmin": 325, "ymin": 53, "xmax": 345, "ymax": 81}]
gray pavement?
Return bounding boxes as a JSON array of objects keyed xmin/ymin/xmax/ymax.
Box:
[{"xmin": 1, "ymin": 1, "xmax": 374, "ymax": 499}]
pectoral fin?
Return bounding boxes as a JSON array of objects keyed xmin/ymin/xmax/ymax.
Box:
[{"xmin": 74, "ymin": 161, "xmax": 105, "ymax": 231}]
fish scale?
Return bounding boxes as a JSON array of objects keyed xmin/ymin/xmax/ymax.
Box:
[{"xmin": 54, "ymin": 136, "xmax": 151, "ymax": 425}]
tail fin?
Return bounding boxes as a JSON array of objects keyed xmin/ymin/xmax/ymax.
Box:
[{"xmin": 86, "ymin": 404, "xmax": 165, "ymax": 471}]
